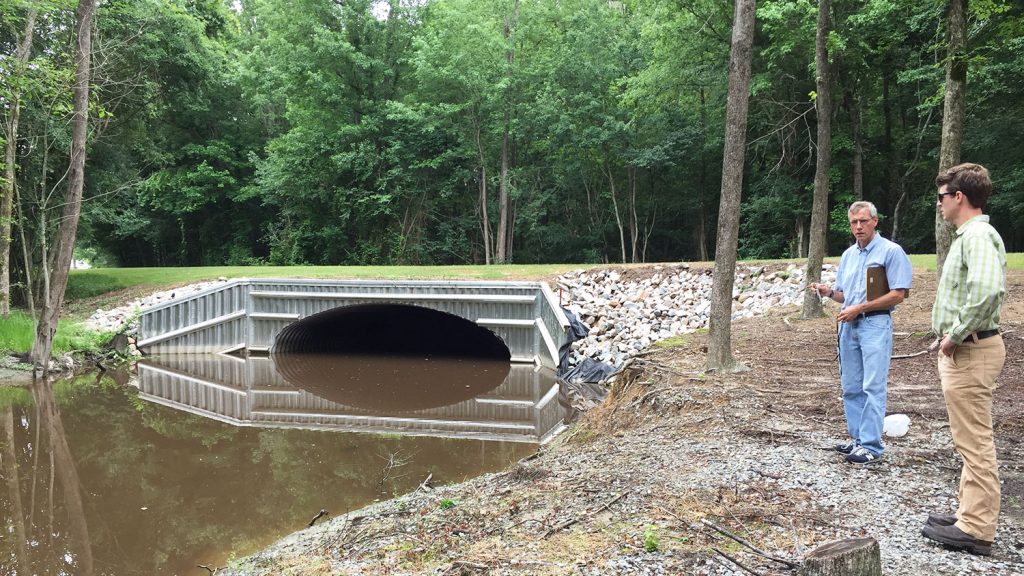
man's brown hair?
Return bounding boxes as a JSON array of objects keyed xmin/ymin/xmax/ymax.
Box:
[{"xmin": 935, "ymin": 163, "xmax": 993, "ymax": 209}]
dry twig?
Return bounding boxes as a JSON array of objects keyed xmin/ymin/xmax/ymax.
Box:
[
  {"xmin": 712, "ymin": 547, "xmax": 765, "ymax": 576},
  {"xmin": 542, "ymin": 490, "xmax": 630, "ymax": 538},
  {"xmin": 702, "ymin": 519, "xmax": 800, "ymax": 569}
]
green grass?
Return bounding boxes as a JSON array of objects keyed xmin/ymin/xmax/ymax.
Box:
[
  {"xmin": 63, "ymin": 254, "xmax": 1024, "ymax": 302},
  {"xmin": 65, "ymin": 264, "xmax": 594, "ymax": 301},
  {"xmin": 0, "ymin": 311, "xmax": 114, "ymax": 356},
  {"xmin": 908, "ymin": 252, "xmax": 1023, "ymax": 272}
]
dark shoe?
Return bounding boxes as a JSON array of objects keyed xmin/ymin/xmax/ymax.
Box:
[
  {"xmin": 834, "ymin": 441, "xmax": 857, "ymax": 455},
  {"xmin": 921, "ymin": 523, "xmax": 992, "ymax": 556},
  {"xmin": 926, "ymin": 513, "xmax": 958, "ymax": 527},
  {"xmin": 845, "ymin": 446, "xmax": 883, "ymax": 464}
]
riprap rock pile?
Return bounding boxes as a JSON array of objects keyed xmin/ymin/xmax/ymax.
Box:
[{"xmin": 558, "ymin": 263, "xmax": 837, "ymax": 368}]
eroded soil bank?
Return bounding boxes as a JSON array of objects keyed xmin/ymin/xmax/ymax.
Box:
[{"xmin": 215, "ymin": 268, "xmax": 1024, "ymax": 576}]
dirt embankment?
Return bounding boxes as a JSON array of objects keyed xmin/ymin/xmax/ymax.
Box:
[{"xmin": 218, "ymin": 267, "xmax": 1024, "ymax": 576}]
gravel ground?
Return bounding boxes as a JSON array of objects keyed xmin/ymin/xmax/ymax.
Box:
[{"xmin": 214, "ymin": 267, "xmax": 1024, "ymax": 576}]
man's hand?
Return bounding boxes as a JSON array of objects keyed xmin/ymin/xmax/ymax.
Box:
[
  {"xmin": 808, "ymin": 282, "xmax": 829, "ymax": 297},
  {"xmin": 938, "ymin": 334, "xmax": 957, "ymax": 357},
  {"xmin": 836, "ymin": 303, "xmax": 864, "ymax": 323}
]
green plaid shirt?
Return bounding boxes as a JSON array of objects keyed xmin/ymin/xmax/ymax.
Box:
[{"xmin": 932, "ymin": 215, "xmax": 1006, "ymax": 344}]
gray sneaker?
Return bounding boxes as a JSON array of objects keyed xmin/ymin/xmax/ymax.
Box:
[
  {"xmin": 834, "ymin": 441, "xmax": 857, "ymax": 455},
  {"xmin": 845, "ymin": 446, "xmax": 883, "ymax": 464}
]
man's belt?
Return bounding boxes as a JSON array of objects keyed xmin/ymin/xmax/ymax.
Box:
[
  {"xmin": 969, "ymin": 329, "xmax": 1000, "ymax": 342},
  {"xmin": 858, "ymin": 310, "xmax": 891, "ymax": 319}
]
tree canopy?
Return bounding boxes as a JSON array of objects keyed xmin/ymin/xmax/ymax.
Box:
[{"xmin": 2, "ymin": 0, "xmax": 1022, "ymax": 296}]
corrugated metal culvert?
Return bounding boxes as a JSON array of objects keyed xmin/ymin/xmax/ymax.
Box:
[{"xmin": 136, "ymin": 278, "xmax": 570, "ymax": 369}]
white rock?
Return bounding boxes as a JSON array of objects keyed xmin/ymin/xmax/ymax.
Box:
[{"xmin": 884, "ymin": 414, "xmax": 911, "ymax": 438}]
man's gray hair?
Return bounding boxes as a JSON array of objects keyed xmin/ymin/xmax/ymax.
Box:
[{"xmin": 848, "ymin": 201, "xmax": 878, "ymax": 218}]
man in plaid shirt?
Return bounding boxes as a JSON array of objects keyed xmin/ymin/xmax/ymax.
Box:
[{"xmin": 922, "ymin": 163, "xmax": 1007, "ymax": 556}]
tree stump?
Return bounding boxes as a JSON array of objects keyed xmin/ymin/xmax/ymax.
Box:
[{"xmin": 798, "ymin": 537, "xmax": 882, "ymax": 576}]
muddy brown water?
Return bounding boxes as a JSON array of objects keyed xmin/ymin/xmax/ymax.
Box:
[{"xmin": 0, "ymin": 354, "xmax": 561, "ymax": 575}]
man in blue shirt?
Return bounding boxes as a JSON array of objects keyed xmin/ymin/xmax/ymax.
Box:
[{"xmin": 808, "ymin": 201, "xmax": 913, "ymax": 464}]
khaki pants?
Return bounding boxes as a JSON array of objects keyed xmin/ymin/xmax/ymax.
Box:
[{"xmin": 937, "ymin": 334, "xmax": 1006, "ymax": 541}]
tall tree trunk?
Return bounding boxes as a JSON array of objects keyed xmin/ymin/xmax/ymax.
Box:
[
  {"xmin": 697, "ymin": 205, "xmax": 709, "ymax": 261},
  {"xmin": 496, "ymin": 1, "xmax": 519, "ymax": 265},
  {"xmin": 475, "ymin": 124, "xmax": 492, "ymax": 265},
  {"xmin": 849, "ymin": 92, "xmax": 864, "ymax": 201},
  {"xmin": 31, "ymin": 0, "xmax": 95, "ymax": 370},
  {"xmin": 496, "ymin": 112, "xmax": 510, "ymax": 263},
  {"xmin": 1, "ymin": 10, "xmax": 38, "ymax": 316},
  {"xmin": 629, "ymin": 166, "xmax": 639, "ymax": 263},
  {"xmin": 935, "ymin": 0, "xmax": 967, "ymax": 275},
  {"xmin": 606, "ymin": 163, "xmax": 627, "ymax": 263},
  {"xmin": 802, "ymin": 0, "xmax": 833, "ymax": 320},
  {"xmin": 795, "ymin": 217, "xmax": 806, "ymax": 258},
  {"xmin": 707, "ymin": 0, "xmax": 756, "ymax": 372},
  {"xmin": 698, "ymin": 87, "xmax": 709, "ymax": 262},
  {"xmin": 17, "ymin": 188, "xmax": 35, "ymax": 315}
]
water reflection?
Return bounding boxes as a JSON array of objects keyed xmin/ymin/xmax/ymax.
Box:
[
  {"xmin": 0, "ymin": 357, "xmax": 562, "ymax": 575},
  {"xmin": 137, "ymin": 353, "xmax": 564, "ymax": 443},
  {"xmin": 271, "ymin": 352, "xmax": 510, "ymax": 411}
]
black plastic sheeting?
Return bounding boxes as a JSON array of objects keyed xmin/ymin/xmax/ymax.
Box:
[
  {"xmin": 555, "ymin": 308, "xmax": 616, "ymax": 422},
  {"xmin": 556, "ymin": 308, "xmax": 617, "ymax": 384}
]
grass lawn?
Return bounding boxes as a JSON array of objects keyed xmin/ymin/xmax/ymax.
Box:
[
  {"xmin": 64, "ymin": 264, "xmax": 592, "ymax": 301},
  {"xmin": 0, "ymin": 311, "xmax": 113, "ymax": 356},
  {"xmin": 63, "ymin": 254, "xmax": 1024, "ymax": 302}
]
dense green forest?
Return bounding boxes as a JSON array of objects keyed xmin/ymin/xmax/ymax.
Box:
[{"xmin": 2, "ymin": 0, "xmax": 1022, "ymax": 283}]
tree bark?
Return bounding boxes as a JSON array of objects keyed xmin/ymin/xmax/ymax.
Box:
[
  {"xmin": 31, "ymin": 0, "xmax": 95, "ymax": 369},
  {"xmin": 798, "ymin": 537, "xmax": 882, "ymax": 576},
  {"xmin": 474, "ymin": 120, "xmax": 492, "ymax": 265},
  {"xmin": 935, "ymin": 0, "xmax": 967, "ymax": 275},
  {"xmin": 698, "ymin": 87, "xmax": 709, "ymax": 262},
  {"xmin": 606, "ymin": 163, "xmax": 627, "ymax": 263},
  {"xmin": 795, "ymin": 217, "xmax": 806, "ymax": 258},
  {"xmin": 495, "ymin": 1, "xmax": 519, "ymax": 265},
  {"xmin": 849, "ymin": 93, "xmax": 864, "ymax": 201},
  {"xmin": 802, "ymin": 0, "xmax": 832, "ymax": 320},
  {"xmin": 629, "ymin": 166, "xmax": 639, "ymax": 263},
  {"xmin": 1, "ymin": 9, "xmax": 38, "ymax": 316},
  {"xmin": 707, "ymin": 0, "xmax": 756, "ymax": 372},
  {"xmin": 496, "ymin": 110, "xmax": 511, "ymax": 263}
]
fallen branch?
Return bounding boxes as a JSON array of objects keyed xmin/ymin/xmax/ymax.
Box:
[
  {"xmin": 702, "ymin": 519, "xmax": 800, "ymax": 569},
  {"xmin": 308, "ymin": 509, "xmax": 328, "ymax": 527},
  {"xmin": 417, "ymin": 473, "xmax": 434, "ymax": 492},
  {"xmin": 712, "ymin": 547, "xmax": 765, "ymax": 576},
  {"xmin": 542, "ymin": 491, "xmax": 630, "ymax": 538}
]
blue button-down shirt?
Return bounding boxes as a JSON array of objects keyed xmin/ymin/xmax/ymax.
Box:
[{"xmin": 834, "ymin": 233, "xmax": 913, "ymax": 310}]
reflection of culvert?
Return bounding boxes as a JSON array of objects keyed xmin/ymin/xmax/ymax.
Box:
[
  {"xmin": 271, "ymin": 303, "xmax": 511, "ymax": 359},
  {"xmin": 270, "ymin": 304, "xmax": 512, "ymax": 411},
  {"xmin": 270, "ymin": 353, "xmax": 511, "ymax": 412}
]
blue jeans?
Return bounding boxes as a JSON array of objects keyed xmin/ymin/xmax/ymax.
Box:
[{"xmin": 838, "ymin": 314, "xmax": 892, "ymax": 456}]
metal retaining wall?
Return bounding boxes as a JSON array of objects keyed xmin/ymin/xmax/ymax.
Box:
[{"xmin": 136, "ymin": 279, "xmax": 570, "ymax": 369}]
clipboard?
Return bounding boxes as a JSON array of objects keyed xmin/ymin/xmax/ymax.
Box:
[{"xmin": 866, "ymin": 266, "xmax": 889, "ymax": 301}]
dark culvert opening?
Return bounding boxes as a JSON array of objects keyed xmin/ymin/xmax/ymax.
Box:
[{"xmin": 270, "ymin": 304, "xmax": 512, "ymax": 411}]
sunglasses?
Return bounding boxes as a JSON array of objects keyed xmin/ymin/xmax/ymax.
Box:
[{"xmin": 937, "ymin": 190, "xmax": 958, "ymax": 202}]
